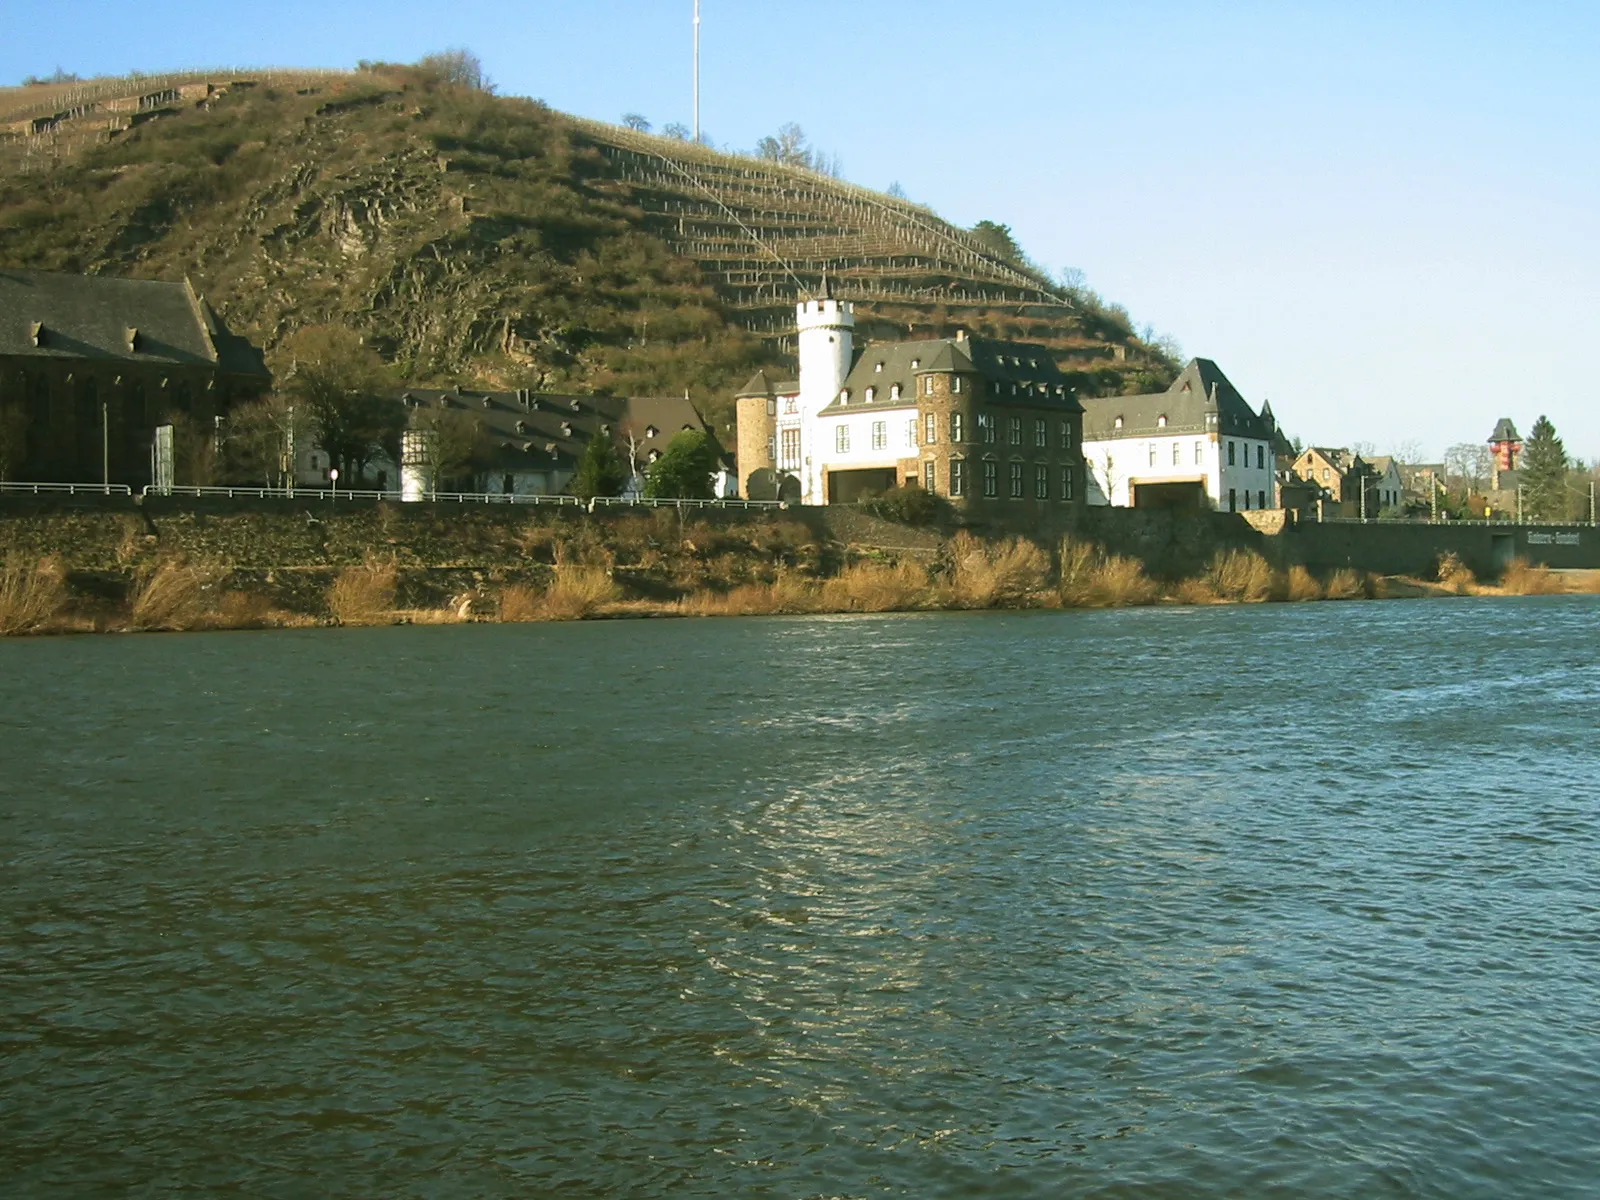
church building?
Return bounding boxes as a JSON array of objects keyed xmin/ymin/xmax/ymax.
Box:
[{"xmin": 734, "ymin": 293, "xmax": 1086, "ymax": 511}]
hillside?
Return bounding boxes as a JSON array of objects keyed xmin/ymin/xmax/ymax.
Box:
[{"xmin": 0, "ymin": 66, "xmax": 1177, "ymax": 430}]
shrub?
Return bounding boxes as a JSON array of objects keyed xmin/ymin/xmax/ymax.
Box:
[
  {"xmin": 948, "ymin": 531, "xmax": 1049, "ymax": 608},
  {"xmin": 1435, "ymin": 552, "xmax": 1476, "ymax": 595},
  {"xmin": 497, "ymin": 583, "xmax": 543, "ymax": 622},
  {"xmin": 821, "ymin": 559, "xmax": 928, "ymax": 612},
  {"xmin": 131, "ymin": 559, "xmax": 210, "ymax": 630},
  {"xmin": 1090, "ymin": 555, "xmax": 1160, "ymax": 607},
  {"xmin": 1286, "ymin": 566, "xmax": 1324, "ymax": 602},
  {"xmin": 1501, "ymin": 559, "xmax": 1563, "ymax": 596},
  {"xmin": 1206, "ymin": 549, "xmax": 1277, "ymax": 602},
  {"xmin": 0, "ymin": 555, "xmax": 68, "ymax": 635},
  {"xmin": 214, "ymin": 591, "xmax": 277, "ymax": 630},
  {"xmin": 859, "ymin": 486, "xmax": 948, "ymax": 525},
  {"xmin": 1057, "ymin": 536, "xmax": 1157, "ymax": 607},
  {"xmin": 539, "ymin": 566, "xmax": 618, "ymax": 620},
  {"xmin": 327, "ymin": 558, "xmax": 398, "ymax": 625},
  {"xmin": 683, "ymin": 572, "xmax": 820, "ymax": 616},
  {"xmin": 1168, "ymin": 577, "xmax": 1219, "ymax": 605},
  {"xmin": 1324, "ymin": 569, "xmax": 1366, "ymax": 600}
]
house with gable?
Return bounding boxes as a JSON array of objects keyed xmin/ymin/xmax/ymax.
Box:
[{"xmin": 1078, "ymin": 358, "xmax": 1281, "ymax": 511}]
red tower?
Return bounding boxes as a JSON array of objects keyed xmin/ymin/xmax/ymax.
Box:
[{"xmin": 1488, "ymin": 418, "xmax": 1522, "ymax": 474}]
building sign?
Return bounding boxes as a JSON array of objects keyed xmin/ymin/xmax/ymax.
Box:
[{"xmin": 1525, "ymin": 531, "xmax": 1580, "ymax": 546}]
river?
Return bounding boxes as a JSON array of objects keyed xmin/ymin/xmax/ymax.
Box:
[{"xmin": 3, "ymin": 598, "xmax": 1599, "ymax": 1197}]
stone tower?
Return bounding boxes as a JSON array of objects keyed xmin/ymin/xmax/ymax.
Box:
[{"xmin": 794, "ymin": 285, "xmax": 855, "ymax": 503}]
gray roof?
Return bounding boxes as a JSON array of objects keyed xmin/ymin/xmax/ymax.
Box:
[
  {"xmin": 0, "ymin": 268, "xmax": 268, "ymax": 379},
  {"xmin": 398, "ymin": 388, "xmax": 715, "ymax": 475},
  {"xmin": 735, "ymin": 369, "xmax": 798, "ymax": 398},
  {"xmin": 1489, "ymin": 418, "xmax": 1521, "ymax": 444},
  {"xmin": 1080, "ymin": 358, "xmax": 1269, "ymax": 440},
  {"xmin": 821, "ymin": 333, "xmax": 1081, "ymax": 415}
]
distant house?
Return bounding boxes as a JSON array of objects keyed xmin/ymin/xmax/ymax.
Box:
[
  {"xmin": 1363, "ymin": 456, "xmax": 1407, "ymax": 512},
  {"xmin": 387, "ymin": 388, "xmax": 721, "ymax": 498},
  {"xmin": 1290, "ymin": 446, "xmax": 1401, "ymax": 517},
  {"xmin": 1079, "ymin": 358, "xmax": 1280, "ymax": 512},
  {"xmin": 0, "ymin": 268, "xmax": 270, "ymax": 483}
]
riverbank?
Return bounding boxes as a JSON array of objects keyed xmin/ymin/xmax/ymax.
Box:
[{"xmin": 4, "ymin": 513, "xmax": 1594, "ymax": 636}]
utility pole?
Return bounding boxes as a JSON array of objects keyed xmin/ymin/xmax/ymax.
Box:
[
  {"xmin": 101, "ymin": 399, "xmax": 109, "ymax": 493},
  {"xmin": 1590, "ymin": 480, "xmax": 1595, "ymax": 525},
  {"xmin": 693, "ymin": 0, "xmax": 701, "ymax": 143}
]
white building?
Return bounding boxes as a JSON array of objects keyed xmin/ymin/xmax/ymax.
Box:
[{"xmin": 1080, "ymin": 358, "xmax": 1284, "ymax": 512}]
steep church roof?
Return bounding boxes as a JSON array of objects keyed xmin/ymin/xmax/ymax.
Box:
[{"xmin": 1489, "ymin": 418, "xmax": 1521, "ymax": 444}]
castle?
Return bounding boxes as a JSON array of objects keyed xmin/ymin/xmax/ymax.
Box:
[{"xmin": 734, "ymin": 292, "xmax": 1087, "ymax": 511}]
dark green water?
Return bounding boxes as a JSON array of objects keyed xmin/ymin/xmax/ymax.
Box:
[{"xmin": 3, "ymin": 599, "xmax": 1599, "ymax": 1197}]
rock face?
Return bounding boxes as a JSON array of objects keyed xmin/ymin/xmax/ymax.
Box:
[{"xmin": 0, "ymin": 69, "xmax": 1176, "ymax": 430}]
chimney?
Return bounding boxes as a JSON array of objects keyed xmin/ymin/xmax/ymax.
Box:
[
  {"xmin": 27, "ymin": 321, "xmax": 42, "ymax": 347},
  {"xmin": 955, "ymin": 328, "xmax": 967, "ymax": 342}
]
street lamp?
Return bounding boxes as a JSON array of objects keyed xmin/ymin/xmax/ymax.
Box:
[{"xmin": 329, "ymin": 467, "xmax": 339, "ymax": 501}]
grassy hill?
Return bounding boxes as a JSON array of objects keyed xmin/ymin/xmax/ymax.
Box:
[{"xmin": 0, "ymin": 65, "xmax": 1177, "ymax": 430}]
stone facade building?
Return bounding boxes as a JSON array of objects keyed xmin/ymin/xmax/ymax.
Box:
[
  {"xmin": 735, "ymin": 294, "xmax": 1086, "ymax": 513},
  {"xmin": 0, "ymin": 269, "xmax": 269, "ymax": 483}
]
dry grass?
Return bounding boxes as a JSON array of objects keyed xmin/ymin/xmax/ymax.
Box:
[
  {"xmin": 1206, "ymin": 549, "xmax": 1278, "ymax": 603},
  {"xmin": 1167, "ymin": 577, "xmax": 1220, "ymax": 605},
  {"xmin": 1286, "ymin": 566, "xmax": 1325, "ymax": 602},
  {"xmin": 1057, "ymin": 536, "xmax": 1159, "ymax": 607},
  {"xmin": 1501, "ymin": 558, "xmax": 1564, "ymax": 596},
  {"xmin": 681, "ymin": 572, "xmax": 821, "ymax": 617},
  {"xmin": 212, "ymin": 590, "xmax": 279, "ymax": 630},
  {"xmin": 820, "ymin": 559, "xmax": 929, "ymax": 612},
  {"xmin": 327, "ymin": 558, "xmax": 398, "ymax": 625},
  {"xmin": 497, "ymin": 583, "xmax": 544, "ymax": 622},
  {"xmin": 130, "ymin": 559, "xmax": 211, "ymax": 630},
  {"xmin": 1435, "ymin": 552, "xmax": 1477, "ymax": 595},
  {"xmin": 948, "ymin": 531, "xmax": 1049, "ymax": 608},
  {"xmin": 539, "ymin": 566, "xmax": 619, "ymax": 620},
  {"xmin": 1324, "ymin": 568, "xmax": 1367, "ymax": 600},
  {"xmin": 0, "ymin": 555, "xmax": 68, "ymax": 635}
]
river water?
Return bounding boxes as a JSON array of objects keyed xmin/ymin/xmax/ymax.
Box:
[{"xmin": 3, "ymin": 598, "xmax": 1599, "ymax": 1197}]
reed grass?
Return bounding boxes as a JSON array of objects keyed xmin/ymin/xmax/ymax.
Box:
[
  {"xmin": 539, "ymin": 566, "xmax": 618, "ymax": 620},
  {"xmin": 327, "ymin": 558, "xmax": 398, "ymax": 625},
  {"xmin": 497, "ymin": 583, "xmax": 544, "ymax": 622},
  {"xmin": 1324, "ymin": 568, "xmax": 1367, "ymax": 600},
  {"xmin": 1286, "ymin": 565, "xmax": 1324, "ymax": 602},
  {"xmin": 949, "ymin": 531, "xmax": 1049, "ymax": 608},
  {"xmin": 1435, "ymin": 552, "xmax": 1476, "ymax": 595},
  {"xmin": 0, "ymin": 555, "xmax": 68, "ymax": 635},
  {"xmin": 1058, "ymin": 536, "xmax": 1158, "ymax": 607},
  {"xmin": 1501, "ymin": 558, "xmax": 1564, "ymax": 596},
  {"xmin": 131, "ymin": 559, "xmax": 211, "ymax": 630},
  {"xmin": 820, "ymin": 559, "xmax": 929, "ymax": 612},
  {"xmin": 1206, "ymin": 549, "xmax": 1278, "ymax": 603}
]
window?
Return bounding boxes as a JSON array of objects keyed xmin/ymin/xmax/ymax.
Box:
[
  {"xmin": 1228, "ymin": 488, "xmax": 1237, "ymax": 512},
  {"xmin": 784, "ymin": 398, "xmax": 797, "ymax": 414},
  {"xmin": 953, "ymin": 375, "xmax": 963, "ymax": 394},
  {"xmin": 865, "ymin": 387, "xmax": 876, "ymax": 404},
  {"xmin": 766, "ymin": 435, "xmax": 775, "ymax": 460},
  {"xmin": 906, "ymin": 418, "xmax": 918, "ymax": 448},
  {"xmin": 910, "ymin": 358, "xmax": 920, "ymax": 370},
  {"xmin": 924, "ymin": 412, "xmax": 938, "ymax": 444},
  {"xmin": 1242, "ymin": 491, "xmax": 1250, "ymax": 510},
  {"xmin": 890, "ymin": 383, "xmax": 902, "ymax": 402},
  {"xmin": 1228, "ymin": 441, "xmax": 1236, "ymax": 466},
  {"xmin": 1059, "ymin": 421, "xmax": 1072, "ymax": 450},
  {"xmin": 1257, "ymin": 445, "xmax": 1265, "ymax": 470},
  {"xmin": 1321, "ymin": 466, "xmax": 1330, "ymax": 481},
  {"xmin": 839, "ymin": 389, "xmax": 850, "ymax": 405},
  {"xmin": 1062, "ymin": 465, "xmax": 1074, "ymax": 501},
  {"xmin": 871, "ymin": 420, "xmax": 886, "ymax": 450},
  {"xmin": 835, "ymin": 424, "xmax": 850, "ymax": 453},
  {"xmin": 1158, "ymin": 414, "xmax": 1167, "ymax": 427},
  {"xmin": 1194, "ymin": 441, "xmax": 1203, "ymax": 465},
  {"xmin": 1172, "ymin": 442, "xmax": 1181, "ymax": 466},
  {"xmin": 1008, "ymin": 416, "xmax": 1022, "ymax": 445},
  {"xmin": 978, "ymin": 412, "xmax": 995, "ymax": 443},
  {"xmin": 924, "ymin": 460, "xmax": 936, "ymax": 492},
  {"xmin": 1259, "ymin": 489, "xmax": 1267, "ymax": 509},
  {"xmin": 1009, "ymin": 461, "xmax": 1024, "ymax": 498},
  {"xmin": 1114, "ymin": 416, "xmax": 1124, "ymax": 429},
  {"xmin": 1149, "ymin": 443, "xmax": 1157, "ymax": 467},
  {"xmin": 982, "ymin": 460, "xmax": 998, "ymax": 497},
  {"xmin": 780, "ymin": 428, "xmax": 800, "ymax": 467},
  {"xmin": 1035, "ymin": 464, "xmax": 1049, "ymax": 499},
  {"xmin": 950, "ymin": 412, "xmax": 964, "ymax": 442},
  {"xmin": 924, "ymin": 376, "xmax": 935, "ymax": 396},
  {"xmin": 874, "ymin": 361, "xmax": 884, "ymax": 373},
  {"xmin": 950, "ymin": 459, "xmax": 966, "ymax": 497},
  {"xmin": 1034, "ymin": 418, "xmax": 1046, "ymax": 448}
]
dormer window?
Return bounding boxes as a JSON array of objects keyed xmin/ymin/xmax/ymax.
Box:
[
  {"xmin": 865, "ymin": 386, "xmax": 876, "ymax": 403},
  {"xmin": 27, "ymin": 321, "xmax": 42, "ymax": 347},
  {"xmin": 648, "ymin": 449, "xmax": 661, "ymax": 463},
  {"xmin": 560, "ymin": 422, "xmax": 573, "ymax": 436},
  {"xmin": 890, "ymin": 383, "xmax": 902, "ymax": 401},
  {"xmin": 645, "ymin": 424, "xmax": 659, "ymax": 438},
  {"xmin": 515, "ymin": 420, "xmax": 528, "ymax": 434},
  {"xmin": 1157, "ymin": 415, "xmax": 1167, "ymax": 427},
  {"xmin": 1114, "ymin": 416, "xmax": 1124, "ymax": 429},
  {"xmin": 874, "ymin": 362, "xmax": 884, "ymax": 373},
  {"xmin": 910, "ymin": 358, "xmax": 920, "ymax": 370},
  {"xmin": 1029, "ymin": 358, "xmax": 1038, "ymax": 368},
  {"xmin": 124, "ymin": 327, "xmax": 139, "ymax": 352},
  {"xmin": 839, "ymin": 389, "xmax": 851, "ymax": 405}
]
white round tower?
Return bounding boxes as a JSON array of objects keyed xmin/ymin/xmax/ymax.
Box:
[{"xmin": 796, "ymin": 295, "xmax": 855, "ymax": 412}]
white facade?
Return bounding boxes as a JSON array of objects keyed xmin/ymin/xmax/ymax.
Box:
[
  {"xmin": 1085, "ymin": 430, "xmax": 1277, "ymax": 511},
  {"xmin": 788, "ymin": 297, "xmax": 856, "ymax": 505}
]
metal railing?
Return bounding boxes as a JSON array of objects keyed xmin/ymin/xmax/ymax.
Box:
[
  {"xmin": 0, "ymin": 481, "xmax": 133, "ymax": 496},
  {"xmin": 128, "ymin": 484, "xmax": 789, "ymax": 511}
]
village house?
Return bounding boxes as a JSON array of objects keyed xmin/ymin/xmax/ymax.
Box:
[
  {"xmin": 1079, "ymin": 359, "xmax": 1282, "ymax": 512},
  {"xmin": 0, "ymin": 268, "xmax": 270, "ymax": 483},
  {"xmin": 734, "ymin": 292, "xmax": 1086, "ymax": 511},
  {"xmin": 1290, "ymin": 446, "xmax": 1401, "ymax": 518}
]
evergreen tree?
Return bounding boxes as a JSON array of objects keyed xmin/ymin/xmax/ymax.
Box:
[
  {"xmin": 1521, "ymin": 414, "xmax": 1569, "ymax": 520},
  {"xmin": 644, "ymin": 429, "xmax": 719, "ymax": 499},
  {"xmin": 571, "ymin": 428, "xmax": 628, "ymax": 500}
]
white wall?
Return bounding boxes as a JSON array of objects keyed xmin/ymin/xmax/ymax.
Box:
[
  {"xmin": 816, "ymin": 404, "xmax": 919, "ymax": 478},
  {"xmin": 1084, "ymin": 433, "xmax": 1278, "ymax": 510}
]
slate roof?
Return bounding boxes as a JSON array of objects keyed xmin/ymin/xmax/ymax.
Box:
[
  {"xmin": 397, "ymin": 388, "xmax": 715, "ymax": 475},
  {"xmin": 735, "ymin": 369, "xmax": 799, "ymax": 399},
  {"xmin": 820, "ymin": 334, "xmax": 1081, "ymax": 416},
  {"xmin": 1489, "ymin": 418, "xmax": 1521, "ymax": 444},
  {"xmin": 0, "ymin": 268, "xmax": 268, "ymax": 379},
  {"xmin": 1080, "ymin": 358, "xmax": 1270, "ymax": 440}
]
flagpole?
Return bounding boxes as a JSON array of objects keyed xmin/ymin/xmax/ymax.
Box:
[{"xmin": 693, "ymin": 0, "xmax": 701, "ymax": 143}]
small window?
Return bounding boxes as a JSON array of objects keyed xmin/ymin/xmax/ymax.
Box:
[
  {"xmin": 1259, "ymin": 489, "xmax": 1267, "ymax": 509},
  {"xmin": 924, "ymin": 376, "xmax": 935, "ymax": 396},
  {"xmin": 1009, "ymin": 461, "xmax": 1024, "ymax": 499},
  {"xmin": 978, "ymin": 412, "xmax": 995, "ymax": 444},
  {"xmin": 1035, "ymin": 464, "xmax": 1049, "ymax": 500},
  {"xmin": 1008, "ymin": 416, "xmax": 1021, "ymax": 445},
  {"xmin": 890, "ymin": 383, "xmax": 902, "ymax": 402},
  {"xmin": 1228, "ymin": 487, "xmax": 1237, "ymax": 512},
  {"xmin": 1157, "ymin": 414, "xmax": 1167, "ymax": 427},
  {"xmin": 924, "ymin": 411, "xmax": 938, "ymax": 444},
  {"xmin": 1062, "ymin": 465, "xmax": 1074, "ymax": 501},
  {"xmin": 1114, "ymin": 416, "xmax": 1124, "ymax": 429},
  {"xmin": 839, "ymin": 390, "xmax": 851, "ymax": 405},
  {"xmin": 983, "ymin": 460, "xmax": 998, "ymax": 497},
  {"xmin": 1149, "ymin": 443, "xmax": 1157, "ymax": 467},
  {"xmin": 865, "ymin": 387, "xmax": 876, "ymax": 404},
  {"xmin": 1321, "ymin": 466, "xmax": 1330, "ymax": 481},
  {"xmin": 1034, "ymin": 418, "xmax": 1046, "ymax": 448},
  {"xmin": 871, "ymin": 420, "xmax": 887, "ymax": 450},
  {"xmin": 907, "ymin": 418, "xmax": 918, "ymax": 448},
  {"xmin": 1257, "ymin": 445, "xmax": 1265, "ymax": 470},
  {"xmin": 910, "ymin": 358, "xmax": 920, "ymax": 370},
  {"xmin": 835, "ymin": 424, "xmax": 850, "ymax": 453},
  {"xmin": 1059, "ymin": 421, "xmax": 1072, "ymax": 450},
  {"xmin": 953, "ymin": 375, "xmax": 963, "ymax": 394},
  {"xmin": 1172, "ymin": 442, "xmax": 1181, "ymax": 466},
  {"xmin": 950, "ymin": 412, "xmax": 964, "ymax": 442},
  {"xmin": 950, "ymin": 458, "xmax": 966, "ymax": 497},
  {"xmin": 1228, "ymin": 441, "xmax": 1236, "ymax": 466},
  {"xmin": 875, "ymin": 361, "xmax": 884, "ymax": 373},
  {"xmin": 924, "ymin": 459, "xmax": 936, "ymax": 492},
  {"xmin": 784, "ymin": 398, "xmax": 798, "ymax": 414},
  {"xmin": 1194, "ymin": 441, "xmax": 1204, "ymax": 465}
]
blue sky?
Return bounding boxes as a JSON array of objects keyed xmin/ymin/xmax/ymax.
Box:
[{"xmin": 5, "ymin": 0, "xmax": 1597, "ymax": 459}]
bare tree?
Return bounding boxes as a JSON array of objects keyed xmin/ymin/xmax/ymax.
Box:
[
  {"xmin": 1443, "ymin": 441, "xmax": 1492, "ymax": 492},
  {"xmin": 621, "ymin": 113, "xmax": 651, "ymax": 132},
  {"xmin": 1389, "ymin": 439, "xmax": 1425, "ymax": 465},
  {"xmin": 416, "ymin": 49, "xmax": 495, "ymax": 92},
  {"xmin": 226, "ymin": 393, "xmax": 296, "ymax": 487},
  {"xmin": 661, "ymin": 122, "xmax": 690, "ymax": 141}
]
